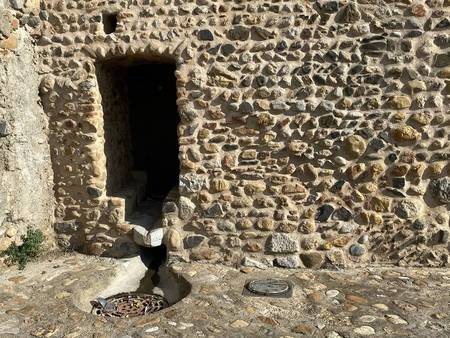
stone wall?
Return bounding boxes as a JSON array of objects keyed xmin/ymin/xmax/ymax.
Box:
[
  {"xmin": 0, "ymin": 3, "xmax": 54, "ymax": 252},
  {"xmin": 96, "ymin": 61, "xmax": 133, "ymax": 195},
  {"xmin": 37, "ymin": 0, "xmax": 450, "ymax": 268}
]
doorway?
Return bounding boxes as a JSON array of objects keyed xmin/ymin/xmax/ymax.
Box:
[{"xmin": 96, "ymin": 58, "xmax": 180, "ymax": 226}]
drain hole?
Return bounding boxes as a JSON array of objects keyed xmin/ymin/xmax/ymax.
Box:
[
  {"xmin": 86, "ymin": 247, "xmax": 190, "ymax": 318},
  {"xmin": 102, "ymin": 12, "xmax": 118, "ymax": 34},
  {"xmin": 90, "ymin": 292, "xmax": 168, "ymax": 318}
]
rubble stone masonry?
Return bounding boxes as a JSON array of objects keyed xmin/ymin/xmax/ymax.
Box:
[{"xmin": 1, "ymin": 0, "xmax": 450, "ymax": 268}]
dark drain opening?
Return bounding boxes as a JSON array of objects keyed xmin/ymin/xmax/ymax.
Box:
[{"xmin": 89, "ymin": 246, "xmax": 191, "ymax": 318}]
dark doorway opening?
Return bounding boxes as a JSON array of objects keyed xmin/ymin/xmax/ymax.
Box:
[
  {"xmin": 96, "ymin": 58, "xmax": 179, "ymax": 227},
  {"xmin": 127, "ymin": 63, "xmax": 180, "ymax": 200}
]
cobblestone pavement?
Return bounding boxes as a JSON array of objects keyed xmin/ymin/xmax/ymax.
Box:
[{"xmin": 0, "ymin": 253, "xmax": 450, "ymax": 338}]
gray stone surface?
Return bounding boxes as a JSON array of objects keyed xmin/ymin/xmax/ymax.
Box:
[
  {"xmin": 349, "ymin": 244, "xmax": 365, "ymax": 257},
  {"xmin": 205, "ymin": 203, "xmax": 224, "ymax": 218},
  {"xmin": 316, "ymin": 204, "xmax": 335, "ymax": 222},
  {"xmin": 0, "ymin": 318, "xmax": 19, "ymax": 335},
  {"xmin": 198, "ymin": 29, "xmax": 213, "ymax": 41},
  {"xmin": 394, "ymin": 200, "xmax": 419, "ymax": 219},
  {"xmin": 275, "ymin": 255, "xmax": 301, "ymax": 269},
  {"xmin": 179, "ymin": 174, "xmax": 208, "ymax": 193},
  {"xmin": 300, "ymin": 252, "xmax": 324, "ymax": 268},
  {"xmin": 241, "ymin": 256, "xmax": 267, "ymax": 269},
  {"xmin": 268, "ymin": 234, "xmax": 299, "ymax": 253},
  {"xmin": 0, "ymin": 120, "xmax": 9, "ymax": 136},
  {"xmin": 336, "ymin": 3, "xmax": 361, "ymax": 23},
  {"xmin": 429, "ymin": 178, "xmax": 450, "ymax": 204},
  {"xmin": 54, "ymin": 221, "xmax": 79, "ymax": 234},
  {"xmin": 184, "ymin": 234, "xmax": 206, "ymax": 249},
  {"xmin": 0, "ymin": 11, "xmax": 12, "ymax": 37},
  {"xmin": 332, "ymin": 207, "xmax": 352, "ymax": 221},
  {"xmin": 178, "ymin": 196, "xmax": 195, "ymax": 220},
  {"xmin": 217, "ymin": 220, "xmax": 235, "ymax": 232},
  {"xmin": 0, "ymin": 28, "xmax": 54, "ymax": 251}
]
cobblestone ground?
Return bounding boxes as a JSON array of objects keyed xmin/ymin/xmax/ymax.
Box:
[{"xmin": 0, "ymin": 253, "xmax": 450, "ymax": 338}]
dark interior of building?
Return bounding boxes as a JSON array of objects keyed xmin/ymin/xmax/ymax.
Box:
[
  {"xmin": 127, "ymin": 63, "xmax": 180, "ymax": 200},
  {"xmin": 98, "ymin": 59, "xmax": 180, "ymax": 203}
]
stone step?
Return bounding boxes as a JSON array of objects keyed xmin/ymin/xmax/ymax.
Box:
[{"xmin": 128, "ymin": 199, "xmax": 164, "ymax": 248}]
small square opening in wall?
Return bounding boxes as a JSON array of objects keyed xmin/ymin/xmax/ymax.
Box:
[{"xmin": 102, "ymin": 12, "xmax": 118, "ymax": 34}]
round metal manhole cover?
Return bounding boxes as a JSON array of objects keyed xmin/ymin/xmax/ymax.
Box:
[{"xmin": 247, "ymin": 279, "xmax": 290, "ymax": 296}]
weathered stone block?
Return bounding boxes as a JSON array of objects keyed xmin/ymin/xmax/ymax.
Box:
[
  {"xmin": 180, "ymin": 174, "xmax": 208, "ymax": 193},
  {"xmin": 394, "ymin": 200, "xmax": 419, "ymax": 219},
  {"xmin": 241, "ymin": 256, "xmax": 267, "ymax": 269},
  {"xmin": 429, "ymin": 178, "xmax": 450, "ymax": 204},
  {"xmin": 387, "ymin": 96, "xmax": 411, "ymax": 109},
  {"xmin": 336, "ymin": 2, "xmax": 361, "ymax": 23},
  {"xmin": 267, "ymin": 233, "xmax": 299, "ymax": 253},
  {"xmin": 316, "ymin": 204, "xmax": 335, "ymax": 222},
  {"xmin": 434, "ymin": 54, "xmax": 450, "ymax": 67},
  {"xmin": 349, "ymin": 244, "xmax": 365, "ymax": 257},
  {"xmin": 227, "ymin": 26, "xmax": 250, "ymax": 40},
  {"xmin": 54, "ymin": 221, "xmax": 79, "ymax": 234},
  {"xmin": 164, "ymin": 229, "xmax": 182, "ymax": 251},
  {"xmin": 343, "ymin": 135, "xmax": 367, "ymax": 159},
  {"xmin": 391, "ymin": 125, "xmax": 421, "ymax": 144},
  {"xmin": 184, "ymin": 234, "xmax": 206, "ymax": 249},
  {"xmin": 275, "ymin": 255, "xmax": 301, "ymax": 269},
  {"xmin": 86, "ymin": 186, "xmax": 102, "ymax": 198},
  {"xmin": 300, "ymin": 252, "xmax": 324, "ymax": 268},
  {"xmin": 0, "ymin": 120, "xmax": 10, "ymax": 137},
  {"xmin": 198, "ymin": 29, "xmax": 213, "ymax": 41},
  {"xmin": 205, "ymin": 203, "xmax": 224, "ymax": 218}
]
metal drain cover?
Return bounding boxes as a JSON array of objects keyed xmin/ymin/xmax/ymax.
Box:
[
  {"xmin": 243, "ymin": 279, "xmax": 293, "ymax": 298},
  {"xmin": 90, "ymin": 292, "xmax": 168, "ymax": 318}
]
